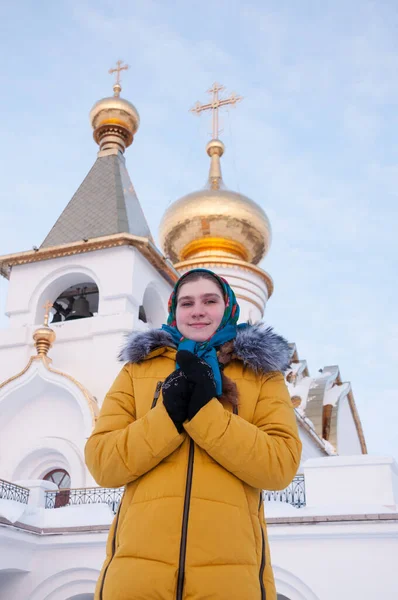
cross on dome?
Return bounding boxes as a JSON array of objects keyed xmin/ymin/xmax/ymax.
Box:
[
  {"xmin": 108, "ymin": 60, "xmax": 129, "ymax": 97},
  {"xmin": 43, "ymin": 300, "xmax": 53, "ymax": 327},
  {"xmin": 190, "ymin": 82, "xmax": 243, "ymax": 139}
]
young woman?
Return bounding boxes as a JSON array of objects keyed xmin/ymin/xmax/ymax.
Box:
[{"xmin": 85, "ymin": 268, "xmax": 302, "ymax": 600}]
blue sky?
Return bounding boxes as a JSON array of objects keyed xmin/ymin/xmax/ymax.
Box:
[{"xmin": 0, "ymin": 1, "xmax": 397, "ymax": 459}]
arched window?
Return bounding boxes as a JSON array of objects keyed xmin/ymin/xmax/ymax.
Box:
[
  {"xmin": 43, "ymin": 468, "xmax": 71, "ymax": 488},
  {"xmin": 51, "ymin": 282, "xmax": 99, "ymax": 323},
  {"xmin": 140, "ymin": 284, "xmax": 167, "ymax": 328},
  {"xmin": 43, "ymin": 468, "xmax": 71, "ymax": 508}
]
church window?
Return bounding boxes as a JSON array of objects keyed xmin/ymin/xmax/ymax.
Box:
[
  {"xmin": 51, "ymin": 282, "xmax": 99, "ymax": 323},
  {"xmin": 43, "ymin": 468, "xmax": 71, "ymax": 489},
  {"xmin": 43, "ymin": 468, "xmax": 71, "ymax": 508}
]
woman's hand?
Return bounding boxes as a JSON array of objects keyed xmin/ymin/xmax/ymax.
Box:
[
  {"xmin": 162, "ymin": 369, "xmax": 192, "ymax": 432},
  {"xmin": 176, "ymin": 350, "xmax": 217, "ymax": 420}
]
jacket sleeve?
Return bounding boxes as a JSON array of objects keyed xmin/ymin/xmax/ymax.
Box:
[
  {"xmin": 183, "ymin": 371, "xmax": 302, "ymax": 490},
  {"xmin": 85, "ymin": 365, "xmax": 185, "ymax": 488}
]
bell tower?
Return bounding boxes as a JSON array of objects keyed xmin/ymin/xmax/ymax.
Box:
[{"xmin": 0, "ymin": 64, "xmax": 177, "ymax": 403}]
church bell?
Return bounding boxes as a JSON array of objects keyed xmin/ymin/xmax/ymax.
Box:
[
  {"xmin": 51, "ymin": 310, "xmax": 63, "ymax": 323},
  {"xmin": 65, "ymin": 294, "xmax": 93, "ymax": 320}
]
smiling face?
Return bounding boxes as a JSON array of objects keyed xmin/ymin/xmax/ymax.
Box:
[{"xmin": 175, "ymin": 277, "xmax": 226, "ymax": 342}]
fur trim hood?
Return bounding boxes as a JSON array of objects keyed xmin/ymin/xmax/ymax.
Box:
[{"xmin": 119, "ymin": 324, "xmax": 291, "ymax": 374}]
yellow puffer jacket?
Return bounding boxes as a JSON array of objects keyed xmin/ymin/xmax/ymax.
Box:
[{"xmin": 85, "ymin": 326, "xmax": 302, "ymax": 600}]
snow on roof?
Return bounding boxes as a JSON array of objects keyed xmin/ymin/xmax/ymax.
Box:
[
  {"xmin": 285, "ymin": 345, "xmax": 365, "ymax": 454},
  {"xmin": 0, "ymin": 497, "xmax": 114, "ymax": 528}
]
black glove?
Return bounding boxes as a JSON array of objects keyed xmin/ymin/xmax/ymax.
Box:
[
  {"xmin": 162, "ymin": 369, "xmax": 191, "ymax": 433},
  {"xmin": 176, "ymin": 350, "xmax": 217, "ymax": 420}
]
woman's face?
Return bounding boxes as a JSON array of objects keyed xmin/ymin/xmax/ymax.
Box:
[{"xmin": 175, "ymin": 277, "xmax": 226, "ymax": 342}]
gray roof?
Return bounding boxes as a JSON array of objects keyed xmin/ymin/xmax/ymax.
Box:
[{"xmin": 41, "ymin": 153, "xmax": 152, "ymax": 248}]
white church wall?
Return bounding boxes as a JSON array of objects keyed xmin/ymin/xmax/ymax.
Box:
[
  {"xmin": 269, "ymin": 519, "xmax": 398, "ymax": 600},
  {"xmin": 0, "ymin": 537, "xmax": 104, "ymax": 600},
  {"xmin": 304, "ymin": 455, "xmax": 398, "ymax": 509},
  {"xmin": 266, "ymin": 454, "xmax": 398, "ymax": 599},
  {"xmin": 0, "ymin": 525, "xmax": 33, "ymax": 575},
  {"xmin": 298, "ymin": 429, "xmax": 325, "ymax": 472},
  {"xmin": 0, "ymin": 337, "xmax": 30, "ymax": 384},
  {"xmin": 0, "ymin": 488, "xmax": 109, "ymax": 599},
  {"xmin": 336, "ymin": 395, "xmax": 363, "ymax": 455}
]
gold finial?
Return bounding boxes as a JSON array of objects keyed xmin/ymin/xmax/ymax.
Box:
[
  {"xmin": 43, "ymin": 300, "xmax": 53, "ymax": 327},
  {"xmin": 32, "ymin": 300, "xmax": 56, "ymax": 357},
  {"xmin": 109, "ymin": 60, "xmax": 129, "ymax": 97},
  {"xmin": 190, "ymin": 82, "xmax": 243, "ymax": 140},
  {"xmin": 90, "ymin": 60, "xmax": 139, "ymax": 153}
]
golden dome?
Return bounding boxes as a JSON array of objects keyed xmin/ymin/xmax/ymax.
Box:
[
  {"xmin": 89, "ymin": 82, "xmax": 140, "ymax": 152},
  {"xmin": 159, "ymin": 139, "xmax": 271, "ymax": 265}
]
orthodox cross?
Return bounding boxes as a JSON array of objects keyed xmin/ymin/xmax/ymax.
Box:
[
  {"xmin": 109, "ymin": 60, "xmax": 129, "ymax": 85},
  {"xmin": 190, "ymin": 82, "xmax": 243, "ymax": 139},
  {"xmin": 43, "ymin": 301, "xmax": 53, "ymax": 327}
]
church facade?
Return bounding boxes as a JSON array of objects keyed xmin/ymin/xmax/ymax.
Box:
[{"xmin": 0, "ymin": 71, "xmax": 396, "ymax": 600}]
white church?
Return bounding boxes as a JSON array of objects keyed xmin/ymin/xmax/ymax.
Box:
[{"xmin": 0, "ymin": 68, "xmax": 397, "ymax": 600}]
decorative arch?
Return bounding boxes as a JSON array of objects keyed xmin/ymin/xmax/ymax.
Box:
[
  {"xmin": 273, "ymin": 565, "xmax": 321, "ymax": 600},
  {"xmin": 141, "ymin": 281, "xmax": 167, "ymax": 327},
  {"xmin": 0, "ymin": 357, "xmax": 98, "ymax": 434},
  {"xmin": 29, "ymin": 568, "xmax": 99, "ymax": 600},
  {"xmin": 11, "ymin": 437, "xmax": 86, "ymax": 487},
  {"xmin": 0, "ymin": 358, "xmax": 97, "ymax": 486},
  {"xmin": 29, "ymin": 264, "xmax": 102, "ymax": 325}
]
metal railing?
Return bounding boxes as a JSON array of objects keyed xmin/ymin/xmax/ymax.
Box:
[
  {"xmin": 0, "ymin": 478, "xmax": 30, "ymax": 504},
  {"xmin": 45, "ymin": 486, "xmax": 124, "ymax": 513},
  {"xmin": 263, "ymin": 475, "xmax": 306, "ymax": 508},
  {"xmin": 44, "ymin": 474, "xmax": 306, "ymax": 514}
]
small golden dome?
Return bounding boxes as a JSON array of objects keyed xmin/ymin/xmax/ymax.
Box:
[
  {"xmin": 89, "ymin": 83, "xmax": 140, "ymax": 152},
  {"xmin": 159, "ymin": 139, "xmax": 271, "ymax": 265},
  {"xmin": 33, "ymin": 301, "xmax": 56, "ymax": 357},
  {"xmin": 33, "ymin": 326, "xmax": 56, "ymax": 357}
]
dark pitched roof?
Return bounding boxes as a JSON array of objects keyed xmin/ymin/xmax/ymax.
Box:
[{"xmin": 41, "ymin": 153, "xmax": 152, "ymax": 248}]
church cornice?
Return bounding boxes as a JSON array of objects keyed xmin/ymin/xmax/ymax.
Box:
[{"xmin": 0, "ymin": 233, "xmax": 179, "ymax": 286}]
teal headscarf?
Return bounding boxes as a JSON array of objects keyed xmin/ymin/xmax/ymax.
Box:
[{"xmin": 161, "ymin": 268, "xmax": 247, "ymax": 396}]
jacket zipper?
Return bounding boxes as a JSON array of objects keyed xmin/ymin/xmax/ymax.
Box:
[
  {"xmin": 99, "ymin": 504, "xmax": 122, "ymax": 600},
  {"xmin": 258, "ymin": 493, "xmax": 266, "ymax": 600},
  {"xmin": 151, "ymin": 380, "xmax": 163, "ymax": 408},
  {"xmin": 176, "ymin": 438, "xmax": 195, "ymax": 600}
]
